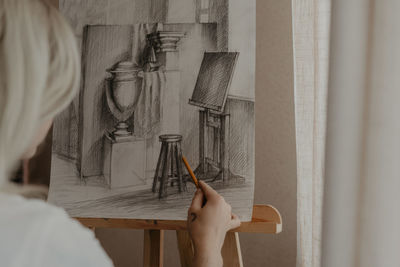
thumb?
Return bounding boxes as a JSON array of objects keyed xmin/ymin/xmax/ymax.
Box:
[{"xmin": 189, "ymin": 189, "xmax": 204, "ymax": 213}]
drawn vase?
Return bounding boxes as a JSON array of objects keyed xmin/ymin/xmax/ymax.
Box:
[{"xmin": 106, "ymin": 61, "xmax": 143, "ymax": 138}]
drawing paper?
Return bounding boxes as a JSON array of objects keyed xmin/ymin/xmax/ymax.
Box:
[{"xmin": 48, "ymin": 0, "xmax": 256, "ymax": 221}]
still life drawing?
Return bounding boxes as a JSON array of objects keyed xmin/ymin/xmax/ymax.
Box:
[{"xmin": 48, "ymin": 0, "xmax": 256, "ymax": 221}]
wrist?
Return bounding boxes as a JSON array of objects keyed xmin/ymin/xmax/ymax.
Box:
[
  {"xmin": 193, "ymin": 238, "xmax": 222, "ymax": 255},
  {"xmin": 193, "ymin": 247, "xmax": 223, "ymax": 267}
]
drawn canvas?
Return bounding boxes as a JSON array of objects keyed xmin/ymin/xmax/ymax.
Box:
[{"xmin": 48, "ymin": 0, "xmax": 256, "ymax": 221}]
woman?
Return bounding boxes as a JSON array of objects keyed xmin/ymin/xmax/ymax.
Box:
[{"xmin": 0, "ymin": 0, "xmax": 240, "ymax": 266}]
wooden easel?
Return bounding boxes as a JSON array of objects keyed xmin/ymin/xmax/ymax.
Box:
[{"xmin": 77, "ymin": 204, "xmax": 282, "ymax": 267}]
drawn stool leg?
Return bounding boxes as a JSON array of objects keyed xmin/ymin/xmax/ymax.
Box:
[
  {"xmin": 153, "ymin": 143, "xmax": 166, "ymax": 193},
  {"xmin": 159, "ymin": 143, "xmax": 171, "ymax": 199},
  {"xmin": 170, "ymin": 143, "xmax": 175, "ymax": 187}
]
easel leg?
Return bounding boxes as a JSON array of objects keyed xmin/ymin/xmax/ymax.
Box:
[
  {"xmin": 176, "ymin": 231, "xmax": 243, "ymax": 267},
  {"xmin": 143, "ymin": 230, "xmax": 164, "ymax": 267},
  {"xmin": 221, "ymin": 232, "xmax": 243, "ymax": 267},
  {"xmin": 176, "ymin": 230, "xmax": 194, "ymax": 267}
]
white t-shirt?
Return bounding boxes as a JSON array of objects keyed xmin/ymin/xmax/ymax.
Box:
[{"xmin": 0, "ymin": 193, "xmax": 113, "ymax": 267}]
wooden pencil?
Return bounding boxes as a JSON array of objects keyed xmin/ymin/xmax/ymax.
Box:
[{"xmin": 182, "ymin": 156, "xmax": 199, "ymax": 188}]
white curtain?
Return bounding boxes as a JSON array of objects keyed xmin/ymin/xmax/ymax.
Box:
[
  {"xmin": 322, "ymin": 0, "xmax": 400, "ymax": 267},
  {"xmin": 292, "ymin": 0, "xmax": 331, "ymax": 266}
]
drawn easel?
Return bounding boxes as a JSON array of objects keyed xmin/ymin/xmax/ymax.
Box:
[
  {"xmin": 189, "ymin": 52, "xmax": 239, "ymax": 182},
  {"xmin": 77, "ymin": 204, "xmax": 282, "ymax": 267}
]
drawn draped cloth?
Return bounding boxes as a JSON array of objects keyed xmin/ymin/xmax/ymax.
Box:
[{"xmin": 131, "ymin": 23, "xmax": 165, "ymax": 137}]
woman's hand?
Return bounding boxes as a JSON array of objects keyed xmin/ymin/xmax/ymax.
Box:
[{"xmin": 187, "ymin": 181, "xmax": 241, "ymax": 267}]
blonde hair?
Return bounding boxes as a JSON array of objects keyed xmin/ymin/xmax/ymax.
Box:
[{"xmin": 0, "ymin": 0, "xmax": 80, "ymax": 184}]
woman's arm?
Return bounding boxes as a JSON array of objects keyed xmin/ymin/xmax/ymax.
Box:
[{"xmin": 187, "ymin": 181, "xmax": 241, "ymax": 267}]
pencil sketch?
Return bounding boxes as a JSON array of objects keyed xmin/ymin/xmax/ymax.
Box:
[{"xmin": 48, "ymin": 0, "xmax": 256, "ymax": 221}]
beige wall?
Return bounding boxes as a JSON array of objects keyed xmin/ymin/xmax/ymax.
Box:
[
  {"xmin": 240, "ymin": 0, "xmax": 297, "ymax": 266},
  {"xmin": 95, "ymin": 0, "xmax": 297, "ymax": 266}
]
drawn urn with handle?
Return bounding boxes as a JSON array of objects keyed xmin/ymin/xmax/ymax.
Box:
[
  {"xmin": 103, "ymin": 61, "xmax": 146, "ymax": 189},
  {"xmin": 105, "ymin": 61, "xmax": 143, "ymax": 140}
]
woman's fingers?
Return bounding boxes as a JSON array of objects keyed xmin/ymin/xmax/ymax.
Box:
[
  {"xmin": 189, "ymin": 188, "xmax": 204, "ymax": 213},
  {"xmin": 191, "ymin": 181, "xmax": 240, "ymax": 230},
  {"xmin": 229, "ymin": 213, "xmax": 241, "ymax": 230},
  {"xmin": 198, "ymin": 180, "xmax": 219, "ymax": 200}
]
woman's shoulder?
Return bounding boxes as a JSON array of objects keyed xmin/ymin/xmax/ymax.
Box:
[
  {"xmin": 0, "ymin": 191, "xmax": 62, "ymax": 218},
  {"xmin": 0, "ymin": 191, "xmax": 73, "ymax": 232},
  {"xmin": 0, "ymin": 193, "xmax": 113, "ymax": 267}
]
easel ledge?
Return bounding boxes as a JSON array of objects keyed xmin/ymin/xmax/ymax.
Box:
[
  {"xmin": 76, "ymin": 205, "xmax": 281, "ymax": 267},
  {"xmin": 76, "ymin": 205, "xmax": 282, "ymax": 233}
]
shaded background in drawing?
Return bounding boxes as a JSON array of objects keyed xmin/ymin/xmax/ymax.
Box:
[{"xmin": 49, "ymin": 0, "xmax": 255, "ymax": 220}]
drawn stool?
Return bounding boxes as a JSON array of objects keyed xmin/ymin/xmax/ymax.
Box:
[{"xmin": 152, "ymin": 134, "xmax": 186, "ymax": 199}]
